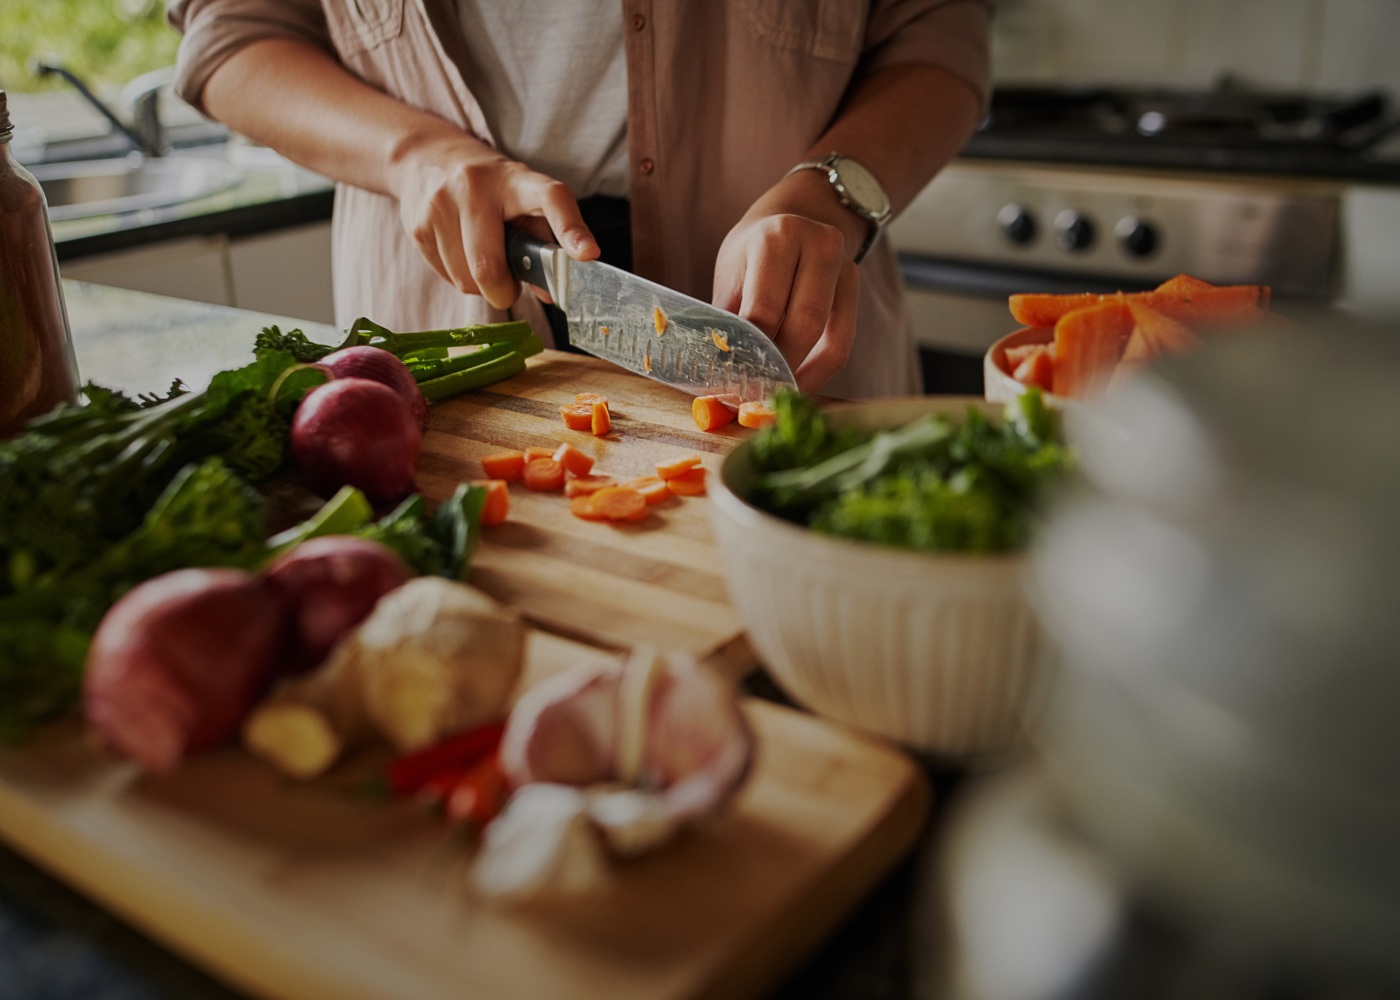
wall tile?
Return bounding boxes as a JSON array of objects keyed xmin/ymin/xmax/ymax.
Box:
[
  {"xmin": 1048, "ymin": 0, "xmax": 1186, "ymax": 85},
  {"xmin": 1314, "ymin": 0, "xmax": 1400, "ymax": 96},
  {"xmin": 989, "ymin": 1, "xmax": 1063, "ymax": 84},
  {"xmin": 1180, "ymin": 0, "xmax": 1315, "ymax": 88}
]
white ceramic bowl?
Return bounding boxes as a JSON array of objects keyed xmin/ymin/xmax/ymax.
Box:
[
  {"xmin": 983, "ymin": 326, "xmax": 1061, "ymax": 406},
  {"xmin": 709, "ymin": 396, "xmax": 1052, "ymax": 760}
]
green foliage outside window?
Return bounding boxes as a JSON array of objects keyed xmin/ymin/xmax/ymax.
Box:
[{"xmin": 0, "ymin": 0, "xmax": 179, "ymax": 95}]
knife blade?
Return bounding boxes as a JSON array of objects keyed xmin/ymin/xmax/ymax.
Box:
[{"xmin": 506, "ymin": 228, "xmax": 796, "ymax": 401}]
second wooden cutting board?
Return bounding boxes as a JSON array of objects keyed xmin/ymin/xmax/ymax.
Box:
[{"xmin": 416, "ymin": 350, "xmax": 756, "ymax": 668}]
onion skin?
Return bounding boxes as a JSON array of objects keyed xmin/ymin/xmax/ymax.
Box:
[
  {"xmin": 320, "ymin": 346, "xmax": 428, "ymax": 431},
  {"xmin": 83, "ymin": 568, "xmax": 290, "ymax": 775},
  {"xmin": 291, "ymin": 377, "xmax": 422, "ymax": 504},
  {"xmin": 262, "ymin": 535, "xmax": 411, "ymax": 674}
]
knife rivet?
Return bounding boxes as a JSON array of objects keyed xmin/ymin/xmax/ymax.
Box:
[
  {"xmin": 639, "ymin": 158, "xmax": 655, "ymax": 176},
  {"xmin": 520, "ymin": 256, "xmax": 532, "ymax": 272}
]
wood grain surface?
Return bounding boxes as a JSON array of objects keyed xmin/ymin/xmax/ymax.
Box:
[
  {"xmin": 417, "ymin": 350, "xmax": 757, "ymax": 668},
  {"xmin": 0, "ymin": 632, "xmax": 929, "ymax": 1000},
  {"xmin": 5, "ymin": 315, "xmax": 932, "ymax": 1000}
]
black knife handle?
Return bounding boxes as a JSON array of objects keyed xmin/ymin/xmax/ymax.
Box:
[{"xmin": 506, "ymin": 227, "xmax": 554, "ymax": 291}]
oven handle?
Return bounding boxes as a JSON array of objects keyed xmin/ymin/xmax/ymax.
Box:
[{"xmin": 898, "ymin": 254, "xmax": 1157, "ymax": 298}]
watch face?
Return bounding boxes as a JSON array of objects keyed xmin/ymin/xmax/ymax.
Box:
[{"xmin": 833, "ymin": 157, "xmax": 890, "ymax": 219}]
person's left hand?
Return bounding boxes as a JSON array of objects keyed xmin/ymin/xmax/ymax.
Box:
[{"xmin": 713, "ymin": 170, "xmax": 868, "ymax": 392}]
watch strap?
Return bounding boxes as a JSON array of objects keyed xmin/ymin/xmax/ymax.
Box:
[{"xmin": 785, "ymin": 153, "xmax": 886, "ymax": 264}]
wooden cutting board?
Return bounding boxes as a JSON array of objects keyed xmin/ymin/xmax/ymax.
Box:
[
  {"xmin": 0, "ymin": 631, "xmax": 928, "ymax": 1000},
  {"xmin": 416, "ymin": 349, "xmax": 757, "ymax": 670}
]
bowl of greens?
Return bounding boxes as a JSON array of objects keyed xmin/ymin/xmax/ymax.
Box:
[{"xmin": 709, "ymin": 388, "xmax": 1074, "ymax": 758}]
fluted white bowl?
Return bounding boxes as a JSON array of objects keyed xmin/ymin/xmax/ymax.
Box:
[{"xmin": 710, "ymin": 397, "xmax": 1050, "ymax": 760}]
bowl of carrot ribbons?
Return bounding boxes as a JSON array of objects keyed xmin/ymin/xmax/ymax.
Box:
[
  {"xmin": 709, "ymin": 388, "xmax": 1075, "ymax": 759},
  {"xmin": 985, "ymin": 273, "xmax": 1274, "ymax": 405}
]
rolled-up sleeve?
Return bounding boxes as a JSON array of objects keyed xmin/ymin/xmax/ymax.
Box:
[
  {"xmin": 166, "ymin": 0, "xmax": 334, "ymax": 110},
  {"xmin": 861, "ymin": 0, "xmax": 993, "ymax": 111}
]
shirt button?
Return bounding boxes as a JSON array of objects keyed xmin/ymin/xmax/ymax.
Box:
[
  {"xmin": 631, "ymin": 13, "xmax": 646, "ymax": 30},
  {"xmin": 639, "ymin": 158, "xmax": 655, "ymax": 175}
]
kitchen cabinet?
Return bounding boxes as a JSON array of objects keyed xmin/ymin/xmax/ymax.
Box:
[{"xmin": 58, "ymin": 221, "xmax": 335, "ymax": 324}]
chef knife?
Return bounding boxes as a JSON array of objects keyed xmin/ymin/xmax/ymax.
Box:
[{"xmin": 506, "ymin": 228, "xmax": 797, "ymax": 401}]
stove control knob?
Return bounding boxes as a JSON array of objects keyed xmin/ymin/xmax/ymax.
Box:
[
  {"xmin": 997, "ymin": 204, "xmax": 1038, "ymax": 245},
  {"xmin": 1054, "ymin": 210, "xmax": 1096, "ymax": 252},
  {"xmin": 1116, "ymin": 216, "xmax": 1160, "ymax": 258}
]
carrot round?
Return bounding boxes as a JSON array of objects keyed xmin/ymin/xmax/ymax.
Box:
[
  {"xmin": 656, "ymin": 455, "xmax": 702, "ymax": 481},
  {"xmin": 522, "ymin": 458, "xmax": 566, "ymax": 492},
  {"xmin": 525, "ymin": 446, "xmax": 555, "ymax": 462},
  {"xmin": 590, "ymin": 400, "xmax": 611, "ymax": 436},
  {"xmin": 552, "ymin": 443, "xmax": 595, "ymax": 477},
  {"xmin": 590, "ymin": 487, "xmax": 649, "ymax": 522},
  {"xmin": 560, "ymin": 404, "xmax": 594, "ymax": 431},
  {"xmin": 622, "ymin": 475, "xmax": 672, "ymax": 504},
  {"xmin": 693, "ymin": 394, "xmax": 738, "ymax": 432},
  {"xmin": 666, "ymin": 467, "xmax": 707, "ymax": 496},
  {"xmin": 471, "ymin": 479, "xmax": 511, "ymax": 525},
  {"xmin": 569, "ymin": 494, "xmax": 606, "ymax": 521},
  {"xmin": 563, "ymin": 474, "xmax": 617, "ymax": 498},
  {"xmin": 574, "ymin": 392, "xmax": 609, "ymax": 406},
  {"xmin": 480, "ymin": 450, "xmax": 525, "ymax": 483},
  {"xmin": 737, "ymin": 401, "xmax": 776, "ymax": 429}
]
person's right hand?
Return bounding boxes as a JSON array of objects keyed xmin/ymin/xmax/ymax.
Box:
[{"xmin": 387, "ymin": 133, "xmax": 600, "ymax": 309}]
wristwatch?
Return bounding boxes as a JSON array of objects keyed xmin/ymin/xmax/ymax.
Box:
[{"xmin": 785, "ymin": 152, "xmax": 892, "ymax": 264}]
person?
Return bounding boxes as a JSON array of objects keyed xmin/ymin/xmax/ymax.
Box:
[{"xmin": 167, "ymin": 0, "xmax": 990, "ymax": 397}]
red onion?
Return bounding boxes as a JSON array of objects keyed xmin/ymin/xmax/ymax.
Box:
[
  {"xmin": 262, "ymin": 535, "xmax": 411, "ymax": 673},
  {"xmin": 83, "ymin": 568, "xmax": 290, "ymax": 774},
  {"xmin": 320, "ymin": 346, "xmax": 428, "ymax": 431},
  {"xmin": 291, "ymin": 377, "xmax": 422, "ymax": 504}
]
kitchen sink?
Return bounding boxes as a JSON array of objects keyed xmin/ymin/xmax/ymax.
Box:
[{"xmin": 29, "ymin": 155, "xmax": 245, "ymax": 222}]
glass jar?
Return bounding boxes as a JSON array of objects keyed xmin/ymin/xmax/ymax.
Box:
[{"xmin": 0, "ymin": 89, "xmax": 81, "ymax": 438}]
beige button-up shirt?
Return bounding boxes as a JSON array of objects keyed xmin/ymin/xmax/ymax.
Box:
[{"xmin": 168, "ymin": 0, "xmax": 992, "ymax": 398}]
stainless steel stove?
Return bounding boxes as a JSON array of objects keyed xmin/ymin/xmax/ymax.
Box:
[{"xmin": 895, "ymin": 84, "xmax": 1400, "ymax": 392}]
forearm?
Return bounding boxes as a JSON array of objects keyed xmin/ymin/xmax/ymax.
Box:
[
  {"xmin": 201, "ymin": 37, "xmax": 488, "ymax": 196},
  {"xmin": 772, "ymin": 63, "xmax": 983, "ymax": 259}
]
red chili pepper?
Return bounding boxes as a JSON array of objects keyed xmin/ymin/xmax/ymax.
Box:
[
  {"xmin": 386, "ymin": 719, "xmax": 506, "ymax": 799},
  {"xmin": 444, "ymin": 753, "xmax": 510, "ymax": 828}
]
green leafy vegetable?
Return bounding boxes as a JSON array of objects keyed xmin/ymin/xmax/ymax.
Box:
[{"xmin": 749, "ymin": 387, "xmax": 1075, "ymax": 554}]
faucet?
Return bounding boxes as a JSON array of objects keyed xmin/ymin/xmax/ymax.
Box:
[{"xmin": 31, "ymin": 60, "xmax": 167, "ymax": 157}]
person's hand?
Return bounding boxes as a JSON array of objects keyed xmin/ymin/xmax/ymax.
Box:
[
  {"xmin": 387, "ymin": 132, "xmax": 599, "ymax": 309},
  {"xmin": 712, "ymin": 169, "xmax": 868, "ymax": 392}
]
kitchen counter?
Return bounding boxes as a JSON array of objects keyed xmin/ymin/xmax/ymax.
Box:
[{"xmin": 0, "ymin": 281, "xmax": 967, "ymax": 1000}]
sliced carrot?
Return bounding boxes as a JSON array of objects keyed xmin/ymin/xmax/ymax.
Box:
[
  {"xmin": 569, "ymin": 494, "xmax": 606, "ymax": 521},
  {"xmin": 1003, "ymin": 340, "xmax": 1053, "ymax": 369},
  {"xmin": 479, "ymin": 450, "xmax": 525, "ymax": 483},
  {"xmin": 552, "ymin": 442, "xmax": 595, "ymax": 477},
  {"xmin": 711, "ymin": 330, "xmax": 731, "ymax": 352},
  {"xmin": 692, "ymin": 394, "xmax": 739, "ymax": 432},
  {"xmin": 1126, "ymin": 301, "xmax": 1199, "ymax": 354},
  {"xmin": 574, "ymin": 392, "xmax": 609, "ymax": 406},
  {"xmin": 1009, "ymin": 292, "xmax": 1106, "ymax": 328},
  {"xmin": 1144, "ymin": 281, "xmax": 1270, "ymax": 326},
  {"xmin": 1011, "ymin": 278, "xmax": 1271, "ymax": 329},
  {"xmin": 656, "ymin": 455, "xmax": 702, "ymax": 480},
  {"xmin": 564, "ymin": 474, "xmax": 617, "ymax": 498},
  {"xmin": 471, "ymin": 479, "xmax": 511, "ymax": 526},
  {"xmin": 653, "ymin": 306, "xmax": 668, "ymax": 336},
  {"xmin": 590, "ymin": 487, "xmax": 649, "ymax": 522},
  {"xmin": 1052, "ymin": 299, "xmax": 1134, "ymax": 399},
  {"xmin": 738, "ymin": 401, "xmax": 776, "ymax": 429},
  {"xmin": 522, "ymin": 458, "xmax": 566, "ymax": 492},
  {"xmin": 525, "ymin": 446, "xmax": 555, "ymax": 462},
  {"xmin": 560, "ymin": 403, "xmax": 594, "ymax": 431},
  {"xmin": 622, "ymin": 476, "xmax": 673, "ymax": 504},
  {"xmin": 666, "ymin": 467, "xmax": 707, "ymax": 496},
  {"xmin": 1012, "ymin": 349, "xmax": 1055, "ymax": 392},
  {"xmin": 591, "ymin": 400, "xmax": 611, "ymax": 436}
]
